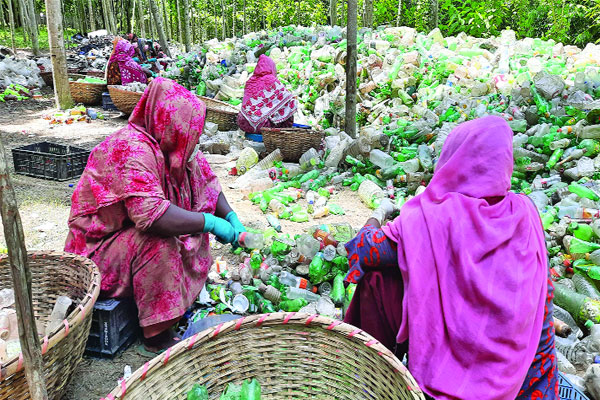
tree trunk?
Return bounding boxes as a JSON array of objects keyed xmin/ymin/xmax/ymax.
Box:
[
  {"xmin": 396, "ymin": 0, "xmax": 401, "ymax": 26},
  {"xmin": 330, "ymin": 0, "xmax": 336, "ymax": 26},
  {"xmin": 232, "ymin": 0, "xmax": 236, "ymax": 37},
  {"xmin": 7, "ymin": 0, "xmax": 16, "ymax": 53},
  {"xmin": 110, "ymin": 0, "xmax": 118, "ymax": 33},
  {"xmin": 138, "ymin": 0, "xmax": 146, "ymax": 36},
  {"xmin": 430, "ymin": 0, "xmax": 437, "ymax": 29},
  {"xmin": 130, "ymin": 0, "xmax": 137, "ymax": 32},
  {"xmin": 101, "ymin": 0, "xmax": 110, "ymax": 32},
  {"xmin": 182, "ymin": 0, "xmax": 191, "ymax": 50},
  {"xmin": 220, "ymin": 0, "xmax": 225, "ymax": 39},
  {"xmin": 242, "ymin": 0, "xmax": 245, "ymax": 35},
  {"xmin": 212, "ymin": 0, "xmax": 217, "ymax": 38},
  {"xmin": 88, "ymin": 0, "xmax": 96, "ymax": 30},
  {"xmin": 46, "ymin": 0, "xmax": 73, "ymax": 109},
  {"xmin": 363, "ymin": 0, "xmax": 373, "ymax": 28},
  {"xmin": 0, "ymin": 140, "xmax": 48, "ymax": 400},
  {"xmin": 16, "ymin": 0, "xmax": 27, "ymax": 43},
  {"xmin": 26, "ymin": 0, "xmax": 39, "ymax": 54},
  {"xmin": 161, "ymin": 0, "xmax": 171, "ymax": 39},
  {"xmin": 175, "ymin": 0, "xmax": 182, "ymax": 43},
  {"xmin": 149, "ymin": 0, "xmax": 171, "ymax": 56},
  {"xmin": 345, "ymin": 0, "xmax": 357, "ymax": 138}
]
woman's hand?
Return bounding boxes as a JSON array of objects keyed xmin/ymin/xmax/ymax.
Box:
[
  {"xmin": 202, "ymin": 213, "xmax": 236, "ymax": 244},
  {"xmin": 369, "ymin": 198, "xmax": 398, "ymax": 226},
  {"xmin": 225, "ymin": 211, "xmax": 246, "ymax": 246}
]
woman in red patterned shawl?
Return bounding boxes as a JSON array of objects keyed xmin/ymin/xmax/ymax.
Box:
[
  {"xmin": 65, "ymin": 78, "xmax": 246, "ymax": 352},
  {"xmin": 237, "ymin": 54, "xmax": 297, "ymax": 134}
]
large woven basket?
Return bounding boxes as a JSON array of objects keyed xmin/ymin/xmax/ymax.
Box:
[
  {"xmin": 70, "ymin": 75, "xmax": 107, "ymax": 105},
  {"xmin": 40, "ymin": 71, "xmax": 53, "ymax": 87},
  {"xmin": 261, "ymin": 127, "xmax": 324, "ymax": 162},
  {"xmin": 0, "ymin": 251, "xmax": 101, "ymax": 400},
  {"xmin": 103, "ymin": 313, "xmax": 424, "ymax": 400},
  {"xmin": 198, "ymin": 96, "xmax": 239, "ymax": 131},
  {"xmin": 108, "ymin": 85, "xmax": 144, "ymax": 115}
]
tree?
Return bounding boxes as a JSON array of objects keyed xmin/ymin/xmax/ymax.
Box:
[
  {"xmin": 330, "ymin": 0, "xmax": 336, "ymax": 26},
  {"xmin": 24, "ymin": 0, "xmax": 39, "ymax": 55},
  {"xmin": 0, "ymin": 140, "xmax": 48, "ymax": 400},
  {"xmin": 46, "ymin": 0, "xmax": 74, "ymax": 109},
  {"xmin": 242, "ymin": 0, "xmax": 246, "ymax": 35},
  {"xmin": 149, "ymin": 0, "xmax": 171, "ymax": 56},
  {"xmin": 182, "ymin": 0, "xmax": 191, "ymax": 51},
  {"xmin": 346, "ymin": 0, "xmax": 357, "ymax": 138},
  {"xmin": 137, "ymin": 0, "xmax": 146, "ymax": 37},
  {"xmin": 88, "ymin": 0, "xmax": 96, "ymax": 31},
  {"xmin": 363, "ymin": 0, "xmax": 373, "ymax": 28},
  {"xmin": 7, "ymin": 0, "xmax": 17, "ymax": 54},
  {"xmin": 161, "ymin": 0, "xmax": 171, "ymax": 39},
  {"xmin": 430, "ymin": 0, "xmax": 438, "ymax": 28},
  {"xmin": 396, "ymin": 0, "xmax": 401, "ymax": 26},
  {"xmin": 220, "ymin": 0, "xmax": 226, "ymax": 39},
  {"xmin": 175, "ymin": 0, "xmax": 182, "ymax": 42}
]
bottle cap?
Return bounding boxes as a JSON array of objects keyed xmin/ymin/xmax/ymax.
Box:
[
  {"xmin": 595, "ymin": 355, "xmax": 600, "ymax": 364},
  {"xmin": 586, "ymin": 320, "xmax": 595, "ymax": 330}
]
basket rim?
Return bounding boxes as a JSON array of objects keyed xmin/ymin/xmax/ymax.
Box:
[
  {"xmin": 107, "ymin": 85, "xmax": 144, "ymax": 97},
  {"xmin": 103, "ymin": 312, "xmax": 425, "ymax": 400},
  {"xmin": 69, "ymin": 80, "xmax": 107, "ymax": 87},
  {"xmin": 197, "ymin": 95, "xmax": 240, "ymax": 115},
  {"xmin": 0, "ymin": 251, "xmax": 101, "ymax": 378}
]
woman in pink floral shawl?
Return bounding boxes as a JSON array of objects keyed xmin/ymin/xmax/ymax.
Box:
[
  {"xmin": 65, "ymin": 78, "xmax": 246, "ymax": 352},
  {"xmin": 237, "ymin": 55, "xmax": 297, "ymax": 134},
  {"xmin": 106, "ymin": 37, "xmax": 149, "ymax": 86}
]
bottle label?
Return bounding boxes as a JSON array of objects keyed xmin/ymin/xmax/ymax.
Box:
[{"xmin": 299, "ymin": 279, "xmax": 308, "ymax": 289}]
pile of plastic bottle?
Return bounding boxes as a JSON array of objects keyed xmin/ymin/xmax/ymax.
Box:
[
  {"xmin": 179, "ymin": 222, "xmax": 355, "ymax": 333},
  {"xmin": 187, "ymin": 379, "xmax": 261, "ymax": 400},
  {"xmin": 0, "ymin": 84, "xmax": 33, "ymax": 102},
  {"xmin": 43, "ymin": 105, "xmax": 105, "ymax": 125},
  {"xmin": 162, "ymin": 25, "xmax": 600, "ymax": 394},
  {"xmin": 0, "ymin": 57, "xmax": 44, "ymax": 89}
]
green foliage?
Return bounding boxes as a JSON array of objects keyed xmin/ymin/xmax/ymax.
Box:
[{"xmin": 0, "ymin": 27, "xmax": 77, "ymax": 50}]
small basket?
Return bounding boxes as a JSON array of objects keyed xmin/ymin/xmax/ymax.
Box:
[
  {"xmin": 103, "ymin": 313, "xmax": 424, "ymax": 399},
  {"xmin": 0, "ymin": 251, "xmax": 101, "ymax": 400},
  {"xmin": 12, "ymin": 141, "xmax": 90, "ymax": 181},
  {"xmin": 69, "ymin": 74, "xmax": 107, "ymax": 105},
  {"xmin": 198, "ymin": 96, "xmax": 239, "ymax": 131},
  {"xmin": 261, "ymin": 127, "xmax": 324, "ymax": 162},
  {"xmin": 40, "ymin": 71, "xmax": 53, "ymax": 87},
  {"xmin": 559, "ymin": 372, "xmax": 589, "ymax": 400},
  {"xmin": 108, "ymin": 85, "xmax": 144, "ymax": 115}
]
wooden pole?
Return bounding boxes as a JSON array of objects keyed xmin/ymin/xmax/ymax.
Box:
[
  {"xmin": 182, "ymin": 0, "xmax": 191, "ymax": 51},
  {"xmin": 46, "ymin": 0, "xmax": 74, "ymax": 109},
  {"xmin": 345, "ymin": 0, "xmax": 357, "ymax": 138},
  {"xmin": 0, "ymin": 140, "xmax": 48, "ymax": 400},
  {"xmin": 148, "ymin": 0, "xmax": 171, "ymax": 56}
]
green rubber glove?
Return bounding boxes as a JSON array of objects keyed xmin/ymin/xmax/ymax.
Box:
[
  {"xmin": 202, "ymin": 213, "xmax": 236, "ymax": 244},
  {"xmin": 225, "ymin": 211, "xmax": 246, "ymax": 247}
]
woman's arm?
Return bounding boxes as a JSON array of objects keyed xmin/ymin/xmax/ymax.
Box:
[
  {"xmin": 148, "ymin": 203, "xmax": 235, "ymax": 243},
  {"xmin": 215, "ymin": 192, "xmax": 233, "ymax": 219}
]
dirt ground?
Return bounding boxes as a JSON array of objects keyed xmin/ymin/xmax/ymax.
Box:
[{"xmin": 0, "ymin": 90, "xmax": 372, "ymax": 399}]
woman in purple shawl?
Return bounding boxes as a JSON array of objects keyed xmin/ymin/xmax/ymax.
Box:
[{"xmin": 344, "ymin": 116, "xmax": 558, "ymax": 399}]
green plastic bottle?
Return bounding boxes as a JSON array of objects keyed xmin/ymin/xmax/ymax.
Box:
[
  {"xmin": 240, "ymin": 379, "xmax": 261, "ymax": 400},
  {"xmin": 568, "ymin": 183, "xmax": 600, "ymax": 201},
  {"xmin": 554, "ymin": 282, "xmax": 600, "ymax": 324},
  {"xmin": 569, "ymin": 237, "xmax": 600, "ymax": 254},
  {"xmin": 250, "ymin": 252, "xmax": 262, "ymax": 276},
  {"xmin": 569, "ymin": 222, "xmax": 595, "ymax": 242},
  {"xmin": 219, "ymin": 383, "xmax": 242, "ymax": 400},
  {"xmin": 330, "ymin": 274, "xmax": 345, "ymax": 306},
  {"xmin": 187, "ymin": 384, "xmax": 209, "ymax": 400},
  {"xmin": 578, "ymin": 139, "xmax": 600, "ymax": 157},
  {"xmin": 279, "ymin": 298, "xmax": 308, "ymax": 312},
  {"xmin": 546, "ymin": 148, "xmax": 563, "ymax": 169},
  {"xmin": 309, "ymin": 254, "xmax": 330, "ymax": 284}
]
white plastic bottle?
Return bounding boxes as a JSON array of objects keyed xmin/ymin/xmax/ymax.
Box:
[
  {"xmin": 358, "ymin": 180, "xmax": 385, "ymax": 209},
  {"xmin": 45, "ymin": 296, "xmax": 73, "ymax": 336}
]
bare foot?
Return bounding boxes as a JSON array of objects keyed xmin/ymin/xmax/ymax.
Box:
[{"xmin": 143, "ymin": 328, "xmax": 181, "ymax": 354}]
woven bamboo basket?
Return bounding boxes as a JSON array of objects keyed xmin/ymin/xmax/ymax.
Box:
[
  {"xmin": 108, "ymin": 85, "xmax": 144, "ymax": 115},
  {"xmin": 0, "ymin": 251, "xmax": 101, "ymax": 400},
  {"xmin": 102, "ymin": 313, "xmax": 424, "ymax": 400},
  {"xmin": 40, "ymin": 71, "xmax": 53, "ymax": 87},
  {"xmin": 198, "ymin": 96, "xmax": 239, "ymax": 131},
  {"xmin": 69, "ymin": 75, "xmax": 107, "ymax": 105},
  {"xmin": 261, "ymin": 127, "xmax": 324, "ymax": 162}
]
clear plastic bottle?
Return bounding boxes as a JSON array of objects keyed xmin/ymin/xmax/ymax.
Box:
[
  {"xmin": 286, "ymin": 287, "xmax": 320, "ymax": 303},
  {"xmin": 313, "ymin": 206, "xmax": 329, "ymax": 219},
  {"xmin": 358, "ymin": 180, "xmax": 385, "ymax": 209},
  {"xmin": 279, "ymin": 271, "xmax": 312, "ymax": 290},
  {"xmin": 253, "ymin": 149, "xmax": 283, "ymax": 170},
  {"xmin": 322, "ymin": 245, "xmax": 337, "ymax": 262},
  {"xmin": 0, "ymin": 289, "xmax": 14, "ymax": 309},
  {"xmin": 296, "ymin": 235, "xmax": 321, "ymax": 260},
  {"xmin": 318, "ymin": 282, "xmax": 332, "ymax": 296},
  {"xmin": 557, "ymin": 350, "xmax": 577, "ymax": 374},
  {"xmin": 299, "ymin": 148, "xmax": 320, "ymax": 170},
  {"xmin": 269, "ymin": 199, "xmax": 287, "ymax": 217},
  {"xmin": 316, "ymin": 296, "xmax": 336, "ymax": 316},
  {"xmin": 0, "ymin": 310, "xmax": 9, "ymax": 340},
  {"xmin": 236, "ymin": 147, "xmax": 259, "ymax": 175},
  {"xmin": 574, "ymin": 273, "xmax": 600, "ymax": 300},
  {"xmin": 369, "ymin": 149, "xmax": 396, "ymax": 169},
  {"xmin": 306, "ymin": 191, "xmax": 316, "ymax": 214},
  {"xmin": 239, "ymin": 263, "xmax": 253, "ymax": 285},
  {"xmin": 238, "ymin": 232, "xmax": 264, "ymax": 249},
  {"xmin": 45, "ymin": 296, "xmax": 73, "ymax": 336},
  {"xmin": 555, "ymin": 339, "xmax": 595, "ymax": 368},
  {"xmin": 581, "ymin": 125, "xmax": 600, "ymax": 139}
]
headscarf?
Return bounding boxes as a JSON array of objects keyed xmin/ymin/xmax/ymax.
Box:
[
  {"xmin": 239, "ymin": 55, "xmax": 297, "ymax": 131},
  {"xmin": 108, "ymin": 39, "xmax": 148, "ymax": 85},
  {"xmin": 69, "ymin": 78, "xmax": 208, "ymax": 221},
  {"xmin": 382, "ymin": 116, "xmax": 548, "ymax": 400}
]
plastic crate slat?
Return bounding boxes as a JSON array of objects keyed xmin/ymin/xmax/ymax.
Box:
[{"xmin": 12, "ymin": 141, "xmax": 90, "ymax": 181}]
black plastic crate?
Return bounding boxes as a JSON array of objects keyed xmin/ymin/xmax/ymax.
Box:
[
  {"xmin": 102, "ymin": 92, "xmax": 117, "ymax": 111},
  {"xmin": 85, "ymin": 298, "xmax": 139, "ymax": 358},
  {"xmin": 11, "ymin": 141, "xmax": 90, "ymax": 181}
]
